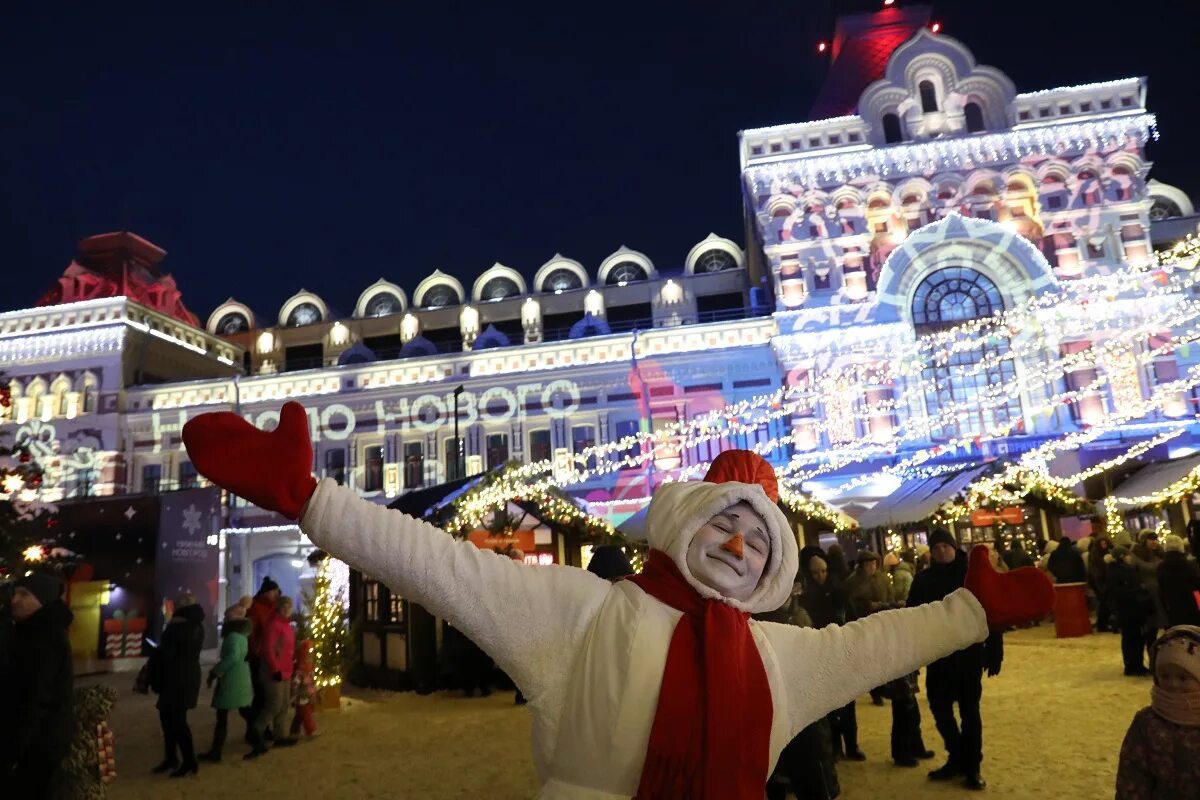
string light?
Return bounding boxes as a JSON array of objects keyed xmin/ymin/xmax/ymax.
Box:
[{"xmin": 308, "ymin": 556, "xmax": 348, "ymax": 689}]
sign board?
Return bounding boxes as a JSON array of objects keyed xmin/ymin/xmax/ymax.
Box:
[
  {"xmin": 970, "ymin": 507, "xmax": 1025, "ymax": 527},
  {"xmin": 467, "ymin": 530, "xmax": 536, "ymax": 554}
]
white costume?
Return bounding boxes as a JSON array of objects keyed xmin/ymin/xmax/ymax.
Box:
[{"xmin": 302, "ymin": 476, "xmax": 988, "ymax": 799}]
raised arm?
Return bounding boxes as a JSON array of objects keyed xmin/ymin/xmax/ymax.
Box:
[
  {"xmin": 762, "ymin": 588, "xmax": 988, "ymax": 738},
  {"xmin": 182, "ymin": 401, "xmax": 609, "ymax": 700},
  {"xmin": 301, "ymin": 479, "xmax": 609, "ymax": 696}
]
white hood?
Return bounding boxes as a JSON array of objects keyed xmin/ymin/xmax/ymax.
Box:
[{"xmin": 643, "ymin": 479, "xmax": 798, "ymax": 614}]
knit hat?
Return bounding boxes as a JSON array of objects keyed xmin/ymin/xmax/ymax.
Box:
[
  {"xmin": 258, "ymin": 576, "xmax": 280, "ymax": 594},
  {"xmin": 927, "ymin": 528, "xmax": 957, "ymax": 550},
  {"xmin": 643, "ymin": 450, "xmax": 797, "ymax": 613},
  {"xmin": 1162, "ymin": 534, "xmax": 1186, "ymax": 553},
  {"xmin": 1153, "ymin": 626, "xmax": 1200, "ymax": 685},
  {"xmin": 15, "ymin": 572, "xmax": 64, "ymax": 607},
  {"xmin": 1138, "ymin": 529, "xmax": 1159, "ymax": 545},
  {"xmin": 855, "ymin": 549, "xmax": 881, "ymax": 565}
]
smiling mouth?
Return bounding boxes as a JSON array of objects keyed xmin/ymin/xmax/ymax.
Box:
[{"xmin": 707, "ymin": 552, "xmax": 744, "ymax": 577}]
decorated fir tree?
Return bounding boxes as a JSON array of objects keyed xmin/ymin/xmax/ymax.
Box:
[{"xmin": 307, "ymin": 552, "xmax": 349, "ymax": 689}]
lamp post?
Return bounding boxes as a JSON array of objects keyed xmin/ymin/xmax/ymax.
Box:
[{"xmin": 453, "ymin": 385, "xmax": 465, "ymax": 480}]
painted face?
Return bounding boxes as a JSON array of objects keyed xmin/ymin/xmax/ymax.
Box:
[
  {"xmin": 10, "ymin": 587, "xmax": 42, "ymax": 622},
  {"xmin": 1156, "ymin": 662, "xmax": 1200, "ymax": 693},
  {"xmin": 684, "ymin": 501, "xmax": 771, "ymax": 602},
  {"xmin": 932, "ymin": 542, "xmax": 957, "ymax": 564}
]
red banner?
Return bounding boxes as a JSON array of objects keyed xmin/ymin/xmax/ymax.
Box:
[
  {"xmin": 467, "ymin": 530, "xmax": 536, "ymax": 553},
  {"xmin": 970, "ymin": 507, "xmax": 1025, "ymax": 527}
]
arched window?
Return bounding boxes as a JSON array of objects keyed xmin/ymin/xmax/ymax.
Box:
[
  {"xmin": 964, "ymin": 102, "xmax": 985, "ymax": 133},
  {"xmin": 912, "ymin": 268, "xmax": 1021, "ymax": 438},
  {"xmin": 216, "ymin": 311, "xmax": 250, "ymax": 335},
  {"xmin": 364, "ymin": 292, "xmax": 404, "ymax": 317},
  {"xmin": 286, "ymin": 302, "xmax": 323, "ymax": 327},
  {"xmin": 422, "ymin": 284, "xmax": 461, "ymax": 308},
  {"xmin": 882, "ymin": 113, "xmax": 903, "ymax": 144},
  {"xmin": 542, "ymin": 268, "xmax": 583, "ymax": 293},
  {"xmin": 480, "ymin": 276, "xmax": 520, "ymax": 301},
  {"xmin": 918, "ymin": 80, "xmax": 938, "ymax": 113},
  {"xmin": 695, "ymin": 249, "xmax": 737, "ymax": 273},
  {"xmin": 606, "ymin": 261, "xmax": 648, "ymax": 285}
]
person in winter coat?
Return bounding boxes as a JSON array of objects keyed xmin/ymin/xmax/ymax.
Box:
[
  {"xmin": 1133, "ymin": 531, "xmax": 1167, "ymax": 635},
  {"xmin": 0, "ymin": 572, "xmax": 74, "ymax": 799},
  {"xmin": 247, "ymin": 595, "xmax": 297, "ymax": 758},
  {"xmin": 824, "ymin": 544, "xmax": 850, "ymax": 583},
  {"xmin": 200, "ymin": 604, "xmax": 253, "ymax": 762},
  {"xmin": 757, "ymin": 598, "xmax": 839, "ymax": 800},
  {"xmin": 1109, "ymin": 546, "xmax": 1155, "ymax": 676},
  {"xmin": 1157, "ymin": 535, "xmax": 1200, "ymax": 629},
  {"xmin": 149, "ymin": 594, "xmax": 205, "ymax": 777},
  {"xmin": 800, "ymin": 554, "xmax": 863, "ymax": 762},
  {"xmin": 1089, "ymin": 534, "xmax": 1114, "ymax": 632},
  {"xmin": 182, "ymin": 402, "xmax": 1056, "ymax": 799},
  {"xmin": 891, "ymin": 552, "xmax": 916, "ymax": 604},
  {"xmin": 906, "ymin": 528, "xmax": 1003, "ymax": 792},
  {"xmin": 291, "ymin": 639, "xmax": 319, "ymax": 739},
  {"xmin": 246, "ymin": 577, "xmax": 281, "ymax": 738},
  {"xmin": 843, "ymin": 551, "xmax": 894, "ymax": 620},
  {"xmin": 587, "ymin": 546, "xmax": 634, "ymax": 581},
  {"xmin": 1003, "ymin": 539, "xmax": 1035, "ymax": 570},
  {"xmin": 1047, "ymin": 536, "xmax": 1088, "ymax": 584},
  {"xmin": 1116, "ymin": 625, "xmax": 1200, "ymax": 799}
]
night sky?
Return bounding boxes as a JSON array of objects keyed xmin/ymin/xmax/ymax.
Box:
[{"xmin": 2, "ymin": 1, "xmax": 1190, "ymax": 323}]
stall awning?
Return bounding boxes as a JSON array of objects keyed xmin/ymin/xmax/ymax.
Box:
[
  {"xmin": 1110, "ymin": 453, "xmax": 1200, "ymax": 510},
  {"xmin": 853, "ymin": 464, "xmax": 989, "ymax": 530}
]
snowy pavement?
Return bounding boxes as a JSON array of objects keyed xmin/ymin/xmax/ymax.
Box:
[{"xmin": 94, "ymin": 625, "xmax": 1146, "ymax": 799}]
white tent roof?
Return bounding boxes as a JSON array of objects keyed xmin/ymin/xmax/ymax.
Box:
[
  {"xmin": 854, "ymin": 464, "xmax": 989, "ymax": 530},
  {"xmin": 1110, "ymin": 453, "xmax": 1200, "ymax": 510}
]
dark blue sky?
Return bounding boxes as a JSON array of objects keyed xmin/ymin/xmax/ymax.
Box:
[{"xmin": 2, "ymin": 1, "xmax": 1188, "ymax": 322}]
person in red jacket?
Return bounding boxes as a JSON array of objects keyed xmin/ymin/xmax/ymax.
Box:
[
  {"xmin": 244, "ymin": 578, "xmax": 279, "ymax": 740},
  {"xmin": 246, "ymin": 595, "xmax": 296, "ymax": 758}
]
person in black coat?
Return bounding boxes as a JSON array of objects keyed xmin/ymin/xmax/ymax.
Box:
[
  {"xmin": 1107, "ymin": 546, "xmax": 1154, "ymax": 675},
  {"xmin": 1002, "ymin": 539, "xmax": 1035, "ymax": 570},
  {"xmin": 149, "ymin": 594, "xmax": 206, "ymax": 777},
  {"xmin": 800, "ymin": 554, "xmax": 865, "ymax": 763},
  {"xmin": 0, "ymin": 572, "xmax": 74, "ymax": 800},
  {"xmin": 1157, "ymin": 536, "xmax": 1200, "ymax": 628},
  {"xmin": 906, "ymin": 529, "xmax": 1001, "ymax": 792},
  {"xmin": 1046, "ymin": 536, "xmax": 1087, "ymax": 584}
]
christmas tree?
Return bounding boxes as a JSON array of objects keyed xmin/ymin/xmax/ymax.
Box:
[{"xmin": 306, "ymin": 552, "xmax": 349, "ymax": 689}]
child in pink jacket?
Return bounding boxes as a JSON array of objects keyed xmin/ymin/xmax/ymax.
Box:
[{"xmin": 290, "ymin": 639, "xmax": 319, "ymax": 739}]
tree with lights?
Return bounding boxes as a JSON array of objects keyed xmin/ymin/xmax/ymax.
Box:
[
  {"xmin": 0, "ymin": 379, "xmax": 64, "ymax": 579},
  {"xmin": 304, "ymin": 551, "xmax": 348, "ymax": 697}
]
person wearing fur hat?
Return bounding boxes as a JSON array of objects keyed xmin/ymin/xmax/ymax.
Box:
[
  {"xmin": 906, "ymin": 528, "xmax": 1002, "ymax": 791},
  {"xmin": 181, "ymin": 401, "xmax": 1054, "ymax": 799},
  {"xmin": 1109, "ymin": 546, "xmax": 1155, "ymax": 676},
  {"xmin": 199, "ymin": 604, "xmax": 254, "ymax": 762},
  {"xmin": 0, "ymin": 571, "xmax": 74, "ymax": 799},
  {"xmin": 1116, "ymin": 625, "xmax": 1200, "ymax": 798},
  {"xmin": 1157, "ymin": 534, "xmax": 1200, "ymax": 629}
]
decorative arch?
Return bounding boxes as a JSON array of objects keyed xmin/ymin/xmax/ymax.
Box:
[
  {"xmin": 354, "ymin": 278, "xmax": 408, "ymax": 318},
  {"xmin": 765, "ymin": 194, "xmax": 798, "ymax": 218},
  {"xmin": 279, "ymin": 290, "xmax": 329, "ymax": 328},
  {"xmin": 412, "ymin": 270, "xmax": 465, "ymax": 309},
  {"xmin": 207, "ymin": 299, "xmax": 256, "ymax": 336},
  {"xmin": 875, "ymin": 213, "xmax": 1056, "ymax": 322},
  {"xmin": 25, "ymin": 377, "xmax": 47, "ymax": 421},
  {"xmin": 894, "ymin": 178, "xmax": 934, "ymax": 207},
  {"xmin": 597, "ymin": 246, "xmax": 657, "ymax": 286},
  {"xmin": 684, "ymin": 234, "xmax": 744, "ymax": 275},
  {"xmin": 1146, "ymin": 179, "xmax": 1195, "ymax": 219},
  {"xmin": 533, "ymin": 255, "xmax": 589, "ymax": 294},
  {"xmin": 472, "ymin": 263, "xmax": 527, "ymax": 302},
  {"xmin": 76, "ymin": 371, "xmax": 99, "ymax": 414}
]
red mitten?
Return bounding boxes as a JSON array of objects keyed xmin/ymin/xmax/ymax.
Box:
[
  {"xmin": 964, "ymin": 545, "xmax": 1054, "ymax": 631},
  {"xmin": 182, "ymin": 401, "xmax": 317, "ymax": 520}
]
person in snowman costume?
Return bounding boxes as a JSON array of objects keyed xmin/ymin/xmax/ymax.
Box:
[{"xmin": 183, "ymin": 402, "xmax": 1053, "ymax": 799}]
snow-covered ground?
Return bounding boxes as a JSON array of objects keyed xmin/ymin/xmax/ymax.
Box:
[{"xmin": 95, "ymin": 625, "xmax": 1147, "ymax": 799}]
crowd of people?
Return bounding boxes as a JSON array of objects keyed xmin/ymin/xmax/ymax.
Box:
[
  {"xmin": 136, "ymin": 576, "xmax": 321, "ymax": 778},
  {"xmin": 758, "ymin": 531, "xmax": 999, "ymax": 797}
]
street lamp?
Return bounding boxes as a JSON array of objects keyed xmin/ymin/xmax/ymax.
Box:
[{"xmin": 453, "ymin": 385, "xmax": 465, "ymax": 480}]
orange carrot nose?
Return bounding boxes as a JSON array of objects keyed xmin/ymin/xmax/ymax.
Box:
[{"xmin": 721, "ymin": 533, "xmax": 745, "ymax": 560}]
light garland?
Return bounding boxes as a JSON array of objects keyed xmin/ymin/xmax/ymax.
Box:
[{"xmin": 308, "ymin": 556, "xmax": 348, "ymax": 689}]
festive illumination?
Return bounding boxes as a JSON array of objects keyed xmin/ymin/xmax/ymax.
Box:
[
  {"xmin": 779, "ymin": 488, "xmax": 854, "ymax": 532},
  {"xmin": 307, "ymin": 556, "xmax": 348, "ymax": 689},
  {"xmin": 23, "ymin": 544, "xmax": 46, "ymax": 562},
  {"xmin": 746, "ymin": 115, "xmax": 1157, "ymax": 188}
]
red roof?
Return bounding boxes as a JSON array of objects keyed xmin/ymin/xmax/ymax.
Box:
[{"xmin": 809, "ymin": 5, "xmax": 932, "ymax": 120}]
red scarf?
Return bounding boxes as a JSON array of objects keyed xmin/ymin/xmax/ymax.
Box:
[{"xmin": 627, "ymin": 550, "xmax": 773, "ymax": 799}]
